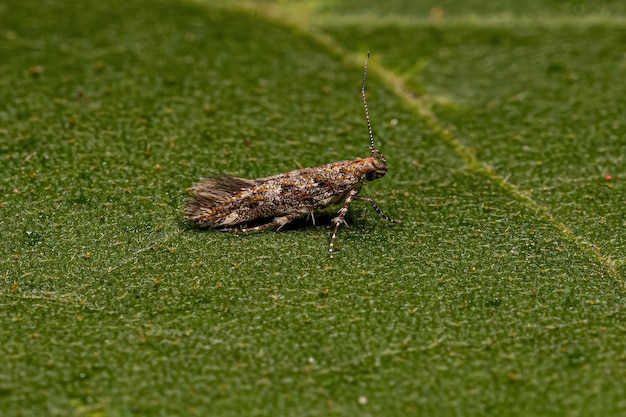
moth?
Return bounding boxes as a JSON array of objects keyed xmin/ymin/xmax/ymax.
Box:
[{"xmin": 185, "ymin": 52, "xmax": 400, "ymax": 258}]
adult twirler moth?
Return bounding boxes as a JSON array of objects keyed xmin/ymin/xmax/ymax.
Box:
[{"xmin": 185, "ymin": 52, "xmax": 400, "ymax": 258}]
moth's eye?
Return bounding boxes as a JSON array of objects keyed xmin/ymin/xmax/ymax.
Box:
[{"xmin": 365, "ymin": 170, "xmax": 376, "ymax": 181}]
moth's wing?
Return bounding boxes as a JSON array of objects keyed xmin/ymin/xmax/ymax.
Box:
[
  {"xmin": 190, "ymin": 172, "xmax": 258, "ymax": 203},
  {"xmin": 184, "ymin": 172, "xmax": 260, "ymax": 227}
]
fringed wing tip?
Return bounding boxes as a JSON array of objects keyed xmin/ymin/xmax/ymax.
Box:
[
  {"xmin": 190, "ymin": 172, "xmax": 257, "ymax": 199},
  {"xmin": 184, "ymin": 172, "xmax": 257, "ymax": 228}
]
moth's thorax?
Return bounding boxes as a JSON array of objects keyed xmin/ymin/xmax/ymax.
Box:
[{"xmin": 315, "ymin": 156, "xmax": 387, "ymax": 184}]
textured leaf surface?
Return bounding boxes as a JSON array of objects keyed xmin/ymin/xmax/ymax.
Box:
[{"xmin": 1, "ymin": 0, "xmax": 624, "ymax": 416}]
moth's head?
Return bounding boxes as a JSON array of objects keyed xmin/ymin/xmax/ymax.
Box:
[{"xmin": 364, "ymin": 146, "xmax": 388, "ymax": 182}]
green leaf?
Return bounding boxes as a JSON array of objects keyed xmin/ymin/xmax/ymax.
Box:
[{"xmin": 1, "ymin": 0, "xmax": 624, "ymax": 416}]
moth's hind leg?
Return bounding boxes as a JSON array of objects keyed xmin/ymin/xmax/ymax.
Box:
[
  {"xmin": 221, "ymin": 221, "xmax": 278, "ymax": 233},
  {"xmin": 221, "ymin": 212, "xmax": 302, "ymax": 233},
  {"xmin": 355, "ymin": 196, "xmax": 401, "ymax": 223}
]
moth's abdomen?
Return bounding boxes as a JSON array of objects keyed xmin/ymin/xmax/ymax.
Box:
[{"xmin": 184, "ymin": 178, "xmax": 314, "ymax": 228}]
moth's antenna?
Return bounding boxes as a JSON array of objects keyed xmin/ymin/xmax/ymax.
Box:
[
  {"xmin": 362, "ymin": 52, "xmax": 386, "ymax": 164},
  {"xmin": 362, "ymin": 52, "xmax": 375, "ymax": 157}
]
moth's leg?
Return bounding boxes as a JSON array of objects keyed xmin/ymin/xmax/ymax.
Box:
[
  {"xmin": 355, "ymin": 196, "xmax": 401, "ymax": 223},
  {"xmin": 275, "ymin": 212, "xmax": 304, "ymax": 232},
  {"xmin": 221, "ymin": 212, "xmax": 302, "ymax": 235},
  {"xmin": 221, "ymin": 220, "xmax": 278, "ymax": 233},
  {"xmin": 329, "ymin": 188, "xmax": 360, "ymax": 258}
]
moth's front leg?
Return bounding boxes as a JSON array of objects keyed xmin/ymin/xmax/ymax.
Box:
[
  {"xmin": 328, "ymin": 188, "xmax": 360, "ymax": 258},
  {"xmin": 355, "ymin": 196, "xmax": 401, "ymax": 223}
]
